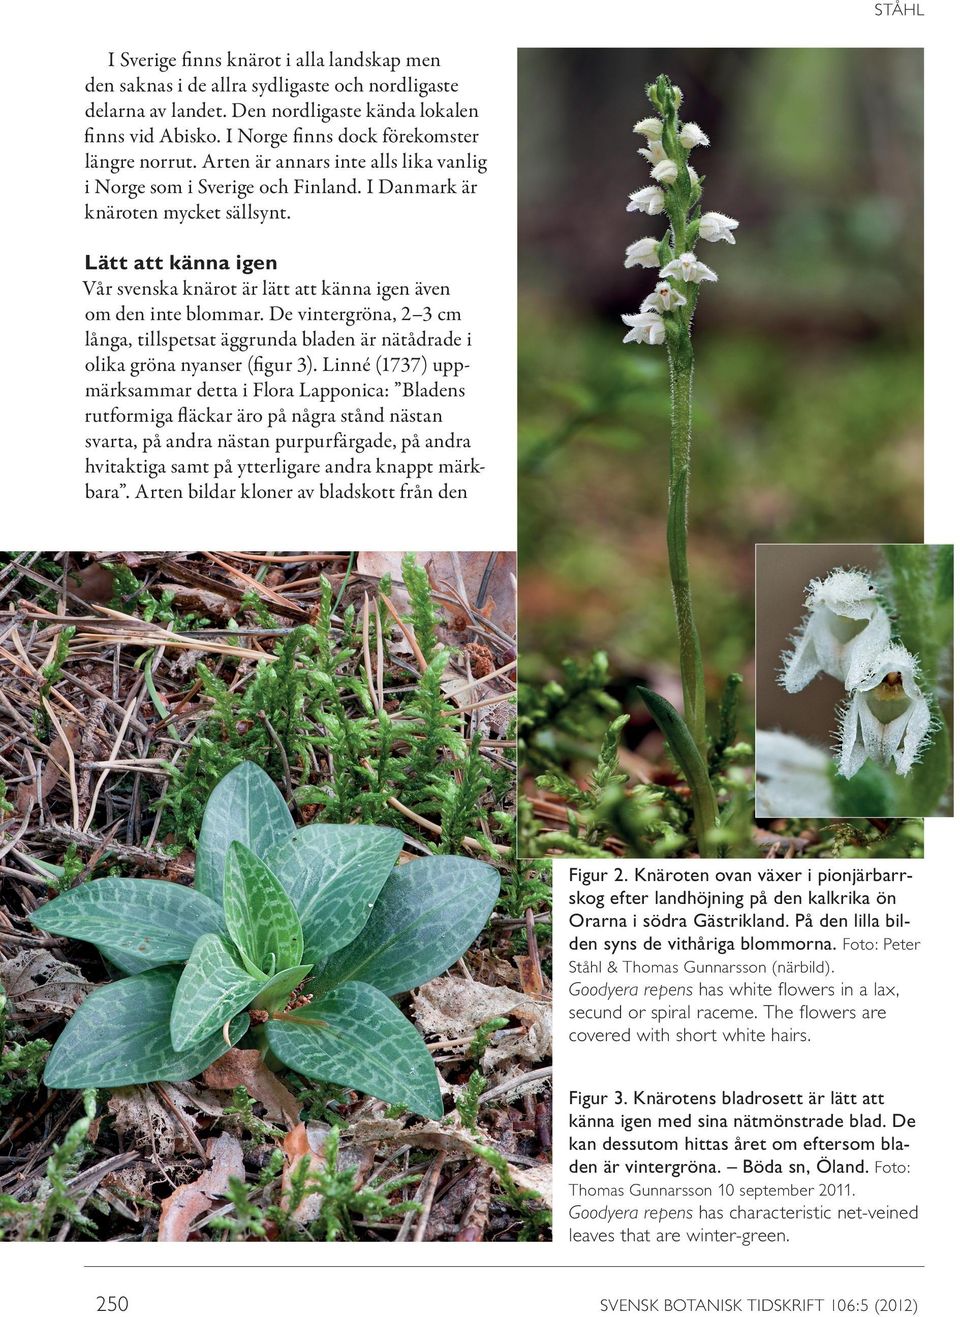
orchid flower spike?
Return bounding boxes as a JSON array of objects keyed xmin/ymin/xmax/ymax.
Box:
[
  {"xmin": 624, "ymin": 237, "xmax": 661, "ymax": 269},
  {"xmin": 699, "ymin": 212, "xmax": 739, "ymax": 244},
  {"xmin": 622, "ymin": 310, "xmax": 666, "ymax": 346},
  {"xmin": 659, "ymin": 252, "xmax": 717, "ymax": 284},
  {"xmin": 780, "ymin": 569, "xmax": 892, "ymax": 694},
  {"xmin": 678, "ymin": 122, "xmax": 710, "ymax": 149},
  {"xmin": 627, "ymin": 186, "xmax": 666, "ymax": 216},
  {"xmin": 641, "ymin": 281, "xmax": 687, "ymax": 314},
  {"xmin": 838, "ymin": 645, "xmax": 933, "ymax": 779}
]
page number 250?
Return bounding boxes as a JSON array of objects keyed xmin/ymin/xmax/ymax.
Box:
[{"xmin": 95, "ymin": 1299, "xmax": 129, "ymax": 1313}]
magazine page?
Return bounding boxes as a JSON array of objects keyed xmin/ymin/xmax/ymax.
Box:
[{"xmin": 3, "ymin": 3, "xmax": 953, "ymax": 1314}]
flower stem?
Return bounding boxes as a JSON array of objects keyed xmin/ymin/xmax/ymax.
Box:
[{"xmin": 665, "ymin": 334, "xmax": 708, "ymax": 762}]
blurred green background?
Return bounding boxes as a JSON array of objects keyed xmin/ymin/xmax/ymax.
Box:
[{"xmin": 519, "ymin": 48, "xmax": 923, "ymax": 734}]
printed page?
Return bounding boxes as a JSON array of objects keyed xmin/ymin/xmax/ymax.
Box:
[{"xmin": 3, "ymin": 4, "xmax": 954, "ymax": 1316}]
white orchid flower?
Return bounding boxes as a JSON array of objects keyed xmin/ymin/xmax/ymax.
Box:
[
  {"xmin": 633, "ymin": 117, "xmax": 663, "ymax": 139},
  {"xmin": 624, "ymin": 237, "xmax": 661, "ymax": 269},
  {"xmin": 755, "ymin": 731, "xmax": 835, "ymax": 818},
  {"xmin": 838, "ymin": 645, "xmax": 932, "ymax": 779},
  {"xmin": 639, "ymin": 141, "xmax": 668, "ymax": 166},
  {"xmin": 626, "ymin": 186, "xmax": 665, "ymax": 216},
  {"xmin": 659, "ymin": 251, "xmax": 717, "ymax": 284},
  {"xmin": 678, "ymin": 121, "xmax": 710, "ymax": 149},
  {"xmin": 780, "ymin": 569, "xmax": 892, "ymax": 694},
  {"xmin": 699, "ymin": 212, "xmax": 739, "ymax": 244},
  {"xmin": 651, "ymin": 159, "xmax": 679, "ymax": 186},
  {"xmin": 641, "ymin": 281, "xmax": 687, "ymax": 314},
  {"xmin": 621, "ymin": 310, "xmax": 666, "ymax": 346}
]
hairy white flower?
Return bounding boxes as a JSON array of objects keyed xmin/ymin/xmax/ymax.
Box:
[
  {"xmin": 641, "ymin": 281, "xmax": 687, "ymax": 314},
  {"xmin": 699, "ymin": 211, "xmax": 739, "ymax": 244},
  {"xmin": 838, "ymin": 646, "xmax": 932, "ymax": 779},
  {"xmin": 621, "ymin": 310, "xmax": 666, "ymax": 346},
  {"xmin": 624, "ymin": 237, "xmax": 661, "ymax": 269},
  {"xmin": 678, "ymin": 121, "xmax": 710, "ymax": 149},
  {"xmin": 633, "ymin": 117, "xmax": 663, "ymax": 139},
  {"xmin": 651, "ymin": 159, "xmax": 679, "ymax": 186},
  {"xmin": 639, "ymin": 141, "xmax": 668, "ymax": 166},
  {"xmin": 626, "ymin": 186, "xmax": 665, "ymax": 216},
  {"xmin": 780, "ymin": 569, "xmax": 892, "ymax": 694},
  {"xmin": 688, "ymin": 164, "xmax": 699, "ymax": 188},
  {"xmin": 660, "ymin": 251, "xmax": 718, "ymax": 284},
  {"xmin": 755, "ymin": 731, "xmax": 835, "ymax": 818}
]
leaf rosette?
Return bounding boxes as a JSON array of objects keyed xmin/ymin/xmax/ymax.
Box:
[{"xmin": 32, "ymin": 761, "xmax": 501, "ymax": 1118}]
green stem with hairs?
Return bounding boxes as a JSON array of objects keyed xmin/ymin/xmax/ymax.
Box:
[{"xmin": 665, "ymin": 334, "xmax": 707, "ymax": 761}]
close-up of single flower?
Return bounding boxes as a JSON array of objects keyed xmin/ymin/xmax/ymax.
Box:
[
  {"xmin": 699, "ymin": 212, "xmax": 739, "ymax": 244},
  {"xmin": 627, "ymin": 185, "xmax": 666, "ymax": 215},
  {"xmin": 781, "ymin": 568, "xmax": 892, "ymax": 694},
  {"xmin": 641, "ymin": 281, "xmax": 687, "ymax": 313},
  {"xmin": 839, "ymin": 644, "xmax": 933, "ymax": 779},
  {"xmin": 624, "ymin": 236, "xmax": 662, "ymax": 268},
  {"xmin": 621, "ymin": 309, "xmax": 666, "ymax": 345},
  {"xmin": 678, "ymin": 121, "xmax": 710, "ymax": 149},
  {"xmin": 659, "ymin": 252, "xmax": 718, "ymax": 284}
]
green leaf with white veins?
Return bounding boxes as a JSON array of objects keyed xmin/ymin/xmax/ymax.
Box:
[
  {"xmin": 30, "ymin": 878, "xmax": 225, "ymax": 970},
  {"xmin": 195, "ymin": 761, "xmax": 295, "ymax": 905},
  {"xmin": 265, "ymin": 823, "xmax": 403, "ymax": 964},
  {"xmin": 314, "ymin": 856, "xmax": 500, "ymax": 998},
  {"xmin": 43, "ymin": 968, "xmax": 248, "ymax": 1089},
  {"xmin": 265, "ymin": 980, "xmax": 443, "ymax": 1120},
  {"xmin": 223, "ymin": 842, "xmax": 303, "ymax": 976},
  {"xmin": 171, "ymin": 933, "xmax": 262, "ymax": 1051}
]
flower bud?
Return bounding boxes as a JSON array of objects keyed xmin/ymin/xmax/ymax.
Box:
[
  {"xmin": 633, "ymin": 117, "xmax": 663, "ymax": 139},
  {"xmin": 651, "ymin": 159, "xmax": 679, "ymax": 186},
  {"xmin": 624, "ymin": 237, "xmax": 661, "ymax": 269},
  {"xmin": 699, "ymin": 212, "xmax": 739, "ymax": 244},
  {"xmin": 626, "ymin": 186, "xmax": 665, "ymax": 216},
  {"xmin": 678, "ymin": 122, "xmax": 710, "ymax": 149}
]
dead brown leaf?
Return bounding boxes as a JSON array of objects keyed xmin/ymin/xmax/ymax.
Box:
[
  {"xmin": 107, "ymin": 1085, "xmax": 200, "ymax": 1157},
  {"xmin": 411, "ymin": 978, "xmax": 552, "ymax": 1075},
  {"xmin": 279, "ymin": 1122, "xmax": 376, "ymax": 1225},
  {"xmin": 202, "ymin": 1047, "xmax": 301, "ymax": 1127},
  {"xmin": 511, "ymin": 1162, "xmax": 553, "ymax": 1210},
  {"xmin": 0, "ymin": 948, "xmax": 88, "ymax": 1018},
  {"xmin": 15, "ymin": 719, "xmax": 82, "ymax": 814},
  {"xmin": 157, "ymin": 1133, "xmax": 244, "ymax": 1241},
  {"xmin": 356, "ymin": 552, "xmax": 516, "ymax": 637}
]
